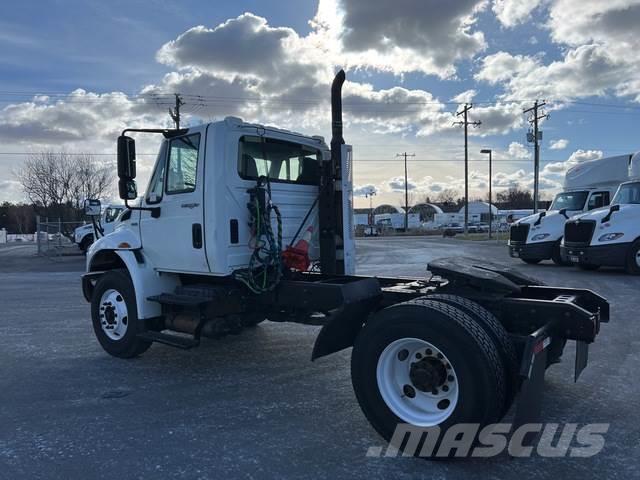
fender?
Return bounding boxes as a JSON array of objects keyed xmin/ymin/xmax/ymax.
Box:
[{"xmin": 86, "ymin": 233, "xmax": 180, "ymax": 320}]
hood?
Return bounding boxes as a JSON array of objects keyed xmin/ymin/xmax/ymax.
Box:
[
  {"xmin": 516, "ymin": 210, "xmax": 565, "ymax": 228},
  {"xmin": 74, "ymin": 224, "xmax": 93, "ymax": 234},
  {"xmin": 572, "ymin": 203, "xmax": 637, "ymax": 223}
]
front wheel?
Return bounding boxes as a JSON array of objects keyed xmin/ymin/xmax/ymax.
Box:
[
  {"xmin": 351, "ymin": 299, "xmax": 506, "ymax": 457},
  {"xmin": 91, "ymin": 270, "xmax": 151, "ymax": 358},
  {"xmin": 551, "ymin": 240, "xmax": 569, "ymax": 266},
  {"xmin": 79, "ymin": 234, "xmax": 94, "ymax": 253},
  {"xmin": 625, "ymin": 240, "xmax": 640, "ymax": 275}
]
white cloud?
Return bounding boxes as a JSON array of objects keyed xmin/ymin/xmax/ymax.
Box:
[
  {"xmin": 541, "ymin": 148, "xmax": 603, "ymax": 176},
  {"xmin": 314, "ymin": 0, "xmax": 487, "ymax": 77},
  {"xmin": 493, "ymin": 0, "xmax": 543, "ymax": 27},
  {"xmin": 567, "ymin": 149, "xmax": 603, "ymax": 164},
  {"xmin": 549, "ymin": 138, "xmax": 569, "ymax": 150},
  {"xmin": 479, "ymin": 2, "xmax": 640, "ymax": 102},
  {"xmin": 507, "ymin": 141, "xmax": 531, "ymax": 159},
  {"xmin": 451, "ymin": 89, "xmax": 477, "ymax": 104},
  {"xmin": 353, "ymin": 184, "xmax": 378, "ymax": 197}
]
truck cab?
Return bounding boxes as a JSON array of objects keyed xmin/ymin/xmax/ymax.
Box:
[
  {"xmin": 561, "ymin": 153, "xmax": 640, "ymax": 273},
  {"xmin": 508, "ymin": 154, "xmax": 632, "ymax": 265},
  {"xmin": 74, "ymin": 203, "xmax": 124, "ymax": 252},
  {"xmin": 85, "ymin": 117, "xmax": 355, "ymax": 321}
]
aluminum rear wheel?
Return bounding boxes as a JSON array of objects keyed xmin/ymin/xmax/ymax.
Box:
[{"xmin": 376, "ymin": 337, "xmax": 458, "ymax": 426}]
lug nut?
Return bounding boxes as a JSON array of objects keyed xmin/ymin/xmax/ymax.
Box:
[{"xmin": 403, "ymin": 384, "xmax": 416, "ymax": 398}]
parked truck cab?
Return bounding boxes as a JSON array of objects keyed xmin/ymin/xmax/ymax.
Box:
[
  {"xmin": 562, "ymin": 154, "xmax": 640, "ymax": 273},
  {"xmin": 509, "ymin": 154, "xmax": 632, "ymax": 264},
  {"xmin": 74, "ymin": 203, "xmax": 124, "ymax": 252}
]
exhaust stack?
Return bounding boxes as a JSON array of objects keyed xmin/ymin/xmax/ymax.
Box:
[{"xmin": 319, "ymin": 70, "xmax": 347, "ymax": 275}]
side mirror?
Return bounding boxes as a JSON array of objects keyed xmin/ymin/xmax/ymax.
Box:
[
  {"xmin": 117, "ymin": 135, "xmax": 136, "ymax": 180},
  {"xmin": 84, "ymin": 199, "xmax": 101, "ymax": 216},
  {"xmin": 118, "ymin": 178, "xmax": 138, "ymax": 200}
]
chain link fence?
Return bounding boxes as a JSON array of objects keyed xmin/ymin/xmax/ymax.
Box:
[{"xmin": 36, "ymin": 216, "xmax": 86, "ymax": 256}]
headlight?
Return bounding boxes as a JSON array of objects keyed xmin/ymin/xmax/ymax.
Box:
[
  {"xmin": 531, "ymin": 233, "xmax": 550, "ymax": 241},
  {"xmin": 598, "ymin": 232, "xmax": 624, "ymax": 242}
]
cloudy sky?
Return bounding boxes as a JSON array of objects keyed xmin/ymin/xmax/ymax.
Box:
[{"xmin": 1, "ymin": 0, "xmax": 640, "ymax": 207}]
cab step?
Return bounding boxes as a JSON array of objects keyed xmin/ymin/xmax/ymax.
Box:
[
  {"xmin": 147, "ymin": 293, "xmax": 211, "ymax": 307},
  {"xmin": 137, "ymin": 330, "xmax": 199, "ymax": 349}
]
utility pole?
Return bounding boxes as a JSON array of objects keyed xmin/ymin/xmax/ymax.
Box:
[
  {"xmin": 481, "ymin": 149, "xmax": 492, "ymax": 239},
  {"xmin": 454, "ymin": 104, "xmax": 481, "ymax": 234},
  {"xmin": 396, "ymin": 152, "xmax": 415, "ymax": 231},
  {"xmin": 169, "ymin": 93, "xmax": 184, "ymax": 129},
  {"xmin": 524, "ymin": 100, "xmax": 547, "ymax": 213}
]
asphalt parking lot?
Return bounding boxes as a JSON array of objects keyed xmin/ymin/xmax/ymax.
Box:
[{"xmin": 1, "ymin": 238, "xmax": 639, "ymax": 479}]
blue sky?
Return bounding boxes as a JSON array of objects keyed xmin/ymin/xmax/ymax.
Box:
[{"xmin": 2, "ymin": 0, "xmax": 640, "ymax": 206}]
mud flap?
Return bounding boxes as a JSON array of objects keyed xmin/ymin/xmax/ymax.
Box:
[
  {"xmin": 575, "ymin": 340, "xmax": 589, "ymax": 382},
  {"xmin": 511, "ymin": 325, "xmax": 551, "ymax": 453}
]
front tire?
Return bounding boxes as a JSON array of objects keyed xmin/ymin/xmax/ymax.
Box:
[
  {"xmin": 91, "ymin": 270, "xmax": 151, "ymax": 358},
  {"xmin": 351, "ymin": 299, "xmax": 506, "ymax": 457},
  {"xmin": 625, "ymin": 240, "xmax": 640, "ymax": 275},
  {"xmin": 79, "ymin": 234, "xmax": 94, "ymax": 253},
  {"xmin": 551, "ymin": 240, "xmax": 569, "ymax": 266}
]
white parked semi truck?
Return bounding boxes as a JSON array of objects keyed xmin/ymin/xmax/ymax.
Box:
[
  {"xmin": 74, "ymin": 203, "xmax": 125, "ymax": 252},
  {"xmin": 508, "ymin": 154, "xmax": 632, "ymax": 264},
  {"xmin": 81, "ymin": 71, "xmax": 608, "ymax": 457},
  {"xmin": 562, "ymin": 152, "xmax": 640, "ymax": 273}
]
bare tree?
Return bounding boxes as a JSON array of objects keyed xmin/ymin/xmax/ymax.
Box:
[
  {"xmin": 69, "ymin": 154, "xmax": 113, "ymax": 211},
  {"xmin": 435, "ymin": 188, "xmax": 459, "ymax": 205},
  {"xmin": 14, "ymin": 151, "xmax": 114, "ymax": 220}
]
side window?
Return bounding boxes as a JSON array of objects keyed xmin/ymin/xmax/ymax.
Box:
[
  {"xmin": 238, "ymin": 136, "xmax": 320, "ymax": 185},
  {"xmin": 146, "ymin": 141, "xmax": 167, "ymax": 204},
  {"xmin": 588, "ymin": 191, "xmax": 610, "ymax": 210},
  {"xmin": 166, "ymin": 134, "xmax": 200, "ymax": 194}
]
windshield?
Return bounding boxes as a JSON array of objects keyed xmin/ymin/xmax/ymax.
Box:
[
  {"xmin": 550, "ymin": 191, "xmax": 589, "ymax": 211},
  {"xmin": 612, "ymin": 182, "xmax": 640, "ymax": 205},
  {"xmin": 104, "ymin": 207, "xmax": 123, "ymax": 223}
]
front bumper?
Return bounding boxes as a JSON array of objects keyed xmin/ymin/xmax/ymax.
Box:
[
  {"xmin": 509, "ymin": 241, "xmax": 555, "ymax": 260},
  {"xmin": 561, "ymin": 242, "xmax": 629, "ymax": 267}
]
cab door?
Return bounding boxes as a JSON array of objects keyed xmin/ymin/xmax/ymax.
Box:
[{"xmin": 139, "ymin": 128, "xmax": 209, "ymax": 273}]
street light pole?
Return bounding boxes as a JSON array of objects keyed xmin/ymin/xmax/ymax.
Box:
[
  {"xmin": 365, "ymin": 189, "xmax": 376, "ymax": 227},
  {"xmin": 481, "ymin": 149, "xmax": 493, "ymax": 239}
]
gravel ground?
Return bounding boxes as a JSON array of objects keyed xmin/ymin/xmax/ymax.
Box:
[{"xmin": 1, "ymin": 238, "xmax": 639, "ymax": 479}]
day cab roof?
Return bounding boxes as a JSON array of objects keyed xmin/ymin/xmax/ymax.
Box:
[{"xmin": 217, "ymin": 116, "xmax": 330, "ymax": 153}]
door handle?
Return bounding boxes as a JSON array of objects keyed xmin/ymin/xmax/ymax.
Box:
[
  {"xmin": 181, "ymin": 202, "xmax": 200, "ymax": 209},
  {"xmin": 192, "ymin": 223, "xmax": 203, "ymax": 249}
]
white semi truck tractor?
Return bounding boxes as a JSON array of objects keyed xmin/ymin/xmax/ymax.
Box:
[
  {"xmin": 562, "ymin": 152, "xmax": 640, "ymax": 273},
  {"xmin": 508, "ymin": 154, "xmax": 632, "ymax": 264},
  {"xmin": 80, "ymin": 71, "xmax": 609, "ymax": 457}
]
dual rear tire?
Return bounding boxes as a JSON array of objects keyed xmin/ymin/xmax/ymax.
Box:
[{"xmin": 351, "ymin": 296, "xmax": 515, "ymax": 457}]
